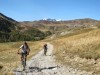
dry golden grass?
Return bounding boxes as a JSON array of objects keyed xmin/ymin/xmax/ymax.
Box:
[
  {"xmin": 0, "ymin": 41, "xmax": 46, "ymax": 75},
  {"xmin": 53, "ymin": 28, "xmax": 100, "ymax": 58},
  {"xmin": 52, "ymin": 28, "xmax": 100, "ymax": 74},
  {"xmin": 0, "ymin": 27, "xmax": 100, "ymax": 74}
]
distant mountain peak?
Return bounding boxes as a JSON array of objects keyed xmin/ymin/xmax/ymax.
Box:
[{"xmin": 42, "ymin": 18, "xmax": 62, "ymax": 21}]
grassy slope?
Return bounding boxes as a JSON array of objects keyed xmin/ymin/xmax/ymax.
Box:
[
  {"xmin": 52, "ymin": 28, "xmax": 100, "ymax": 74},
  {"xmin": 0, "ymin": 27, "xmax": 100, "ymax": 74},
  {"xmin": 0, "ymin": 41, "xmax": 46, "ymax": 75}
]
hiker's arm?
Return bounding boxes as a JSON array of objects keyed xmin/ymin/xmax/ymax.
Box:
[
  {"xmin": 17, "ymin": 48, "xmax": 20, "ymax": 54},
  {"xmin": 27, "ymin": 48, "xmax": 30, "ymax": 55}
]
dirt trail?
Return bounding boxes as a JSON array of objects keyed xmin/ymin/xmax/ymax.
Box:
[{"xmin": 14, "ymin": 43, "xmax": 94, "ymax": 75}]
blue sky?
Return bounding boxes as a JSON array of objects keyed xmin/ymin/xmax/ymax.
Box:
[{"xmin": 0, "ymin": 0, "xmax": 100, "ymax": 21}]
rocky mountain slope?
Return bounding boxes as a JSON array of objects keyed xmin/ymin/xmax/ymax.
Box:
[
  {"xmin": 19, "ymin": 18, "xmax": 99, "ymax": 34},
  {"xmin": 0, "ymin": 13, "xmax": 18, "ymax": 33},
  {"xmin": 0, "ymin": 13, "xmax": 100, "ymax": 42},
  {"xmin": 0, "ymin": 13, "xmax": 48, "ymax": 42}
]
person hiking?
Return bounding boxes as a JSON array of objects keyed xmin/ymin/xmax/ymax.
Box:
[
  {"xmin": 43, "ymin": 43, "xmax": 48, "ymax": 55},
  {"xmin": 17, "ymin": 41, "xmax": 30, "ymax": 70}
]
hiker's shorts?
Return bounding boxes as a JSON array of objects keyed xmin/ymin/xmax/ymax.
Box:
[{"xmin": 21, "ymin": 51, "xmax": 27, "ymax": 58}]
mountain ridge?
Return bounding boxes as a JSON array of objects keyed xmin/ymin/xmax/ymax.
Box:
[
  {"xmin": 0, "ymin": 12, "xmax": 100, "ymax": 33},
  {"xmin": 0, "ymin": 13, "xmax": 51, "ymax": 42},
  {"xmin": 0, "ymin": 13, "xmax": 17, "ymax": 23}
]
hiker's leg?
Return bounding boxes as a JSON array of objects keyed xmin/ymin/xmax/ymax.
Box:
[
  {"xmin": 46, "ymin": 49, "xmax": 47, "ymax": 55},
  {"xmin": 21, "ymin": 53, "xmax": 24, "ymax": 64},
  {"xmin": 44, "ymin": 49, "xmax": 47, "ymax": 55},
  {"xmin": 24, "ymin": 55, "xmax": 27, "ymax": 66},
  {"xmin": 44, "ymin": 49, "xmax": 46, "ymax": 55}
]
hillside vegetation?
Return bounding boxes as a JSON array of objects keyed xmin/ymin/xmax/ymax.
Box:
[
  {"xmin": 0, "ymin": 13, "xmax": 51, "ymax": 42},
  {"xmin": 20, "ymin": 18, "xmax": 99, "ymax": 33},
  {"xmin": 0, "ymin": 13, "xmax": 100, "ymax": 43},
  {"xmin": 52, "ymin": 27, "xmax": 100, "ymax": 74}
]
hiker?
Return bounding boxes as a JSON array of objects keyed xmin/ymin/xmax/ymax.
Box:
[
  {"xmin": 17, "ymin": 41, "xmax": 30, "ymax": 67},
  {"xmin": 43, "ymin": 43, "xmax": 48, "ymax": 55}
]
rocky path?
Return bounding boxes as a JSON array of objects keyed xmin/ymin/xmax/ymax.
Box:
[{"xmin": 14, "ymin": 43, "xmax": 94, "ymax": 75}]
